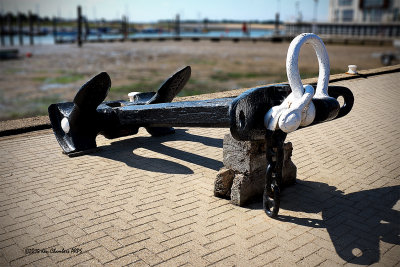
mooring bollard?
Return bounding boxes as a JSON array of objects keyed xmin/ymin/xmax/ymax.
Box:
[{"xmin": 48, "ymin": 33, "xmax": 354, "ymax": 218}]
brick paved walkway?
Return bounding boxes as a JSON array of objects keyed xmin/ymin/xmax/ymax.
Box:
[{"xmin": 0, "ymin": 71, "xmax": 399, "ymax": 266}]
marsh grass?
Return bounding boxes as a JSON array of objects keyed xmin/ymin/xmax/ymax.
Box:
[
  {"xmin": 210, "ymin": 68, "xmax": 344, "ymax": 83},
  {"xmin": 1, "ymin": 94, "xmax": 63, "ymax": 120},
  {"xmin": 107, "ymin": 79, "xmax": 163, "ymax": 100},
  {"xmin": 33, "ymin": 73, "xmax": 85, "ymax": 84},
  {"xmin": 211, "ymin": 71, "xmax": 269, "ymax": 81},
  {"xmin": 4, "ymin": 68, "xmax": 22, "ymax": 74},
  {"xmin": 4, "ymin": 67, "xmax": 346, "ymax": 120}
]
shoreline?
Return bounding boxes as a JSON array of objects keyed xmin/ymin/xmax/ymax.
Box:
[{"xmin": 0, "ymin": 40, "xmax": 396, "ymax": 121}]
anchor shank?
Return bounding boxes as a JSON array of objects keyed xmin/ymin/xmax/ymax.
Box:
[{"xmin": 116, "ymin": 98, "xmax": 232, "ymax": 128}]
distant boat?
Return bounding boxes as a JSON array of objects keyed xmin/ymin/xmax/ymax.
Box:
[{"xmin": 141, "ymin": 28, "xmax": 164, "ymax": 34}]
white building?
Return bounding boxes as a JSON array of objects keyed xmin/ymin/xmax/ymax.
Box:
[{"xmin": 329, "ymin": 0, "xmax": 400, "ymax": 23}]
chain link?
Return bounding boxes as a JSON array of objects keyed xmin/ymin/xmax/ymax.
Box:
[{"xmin": 263, "ymin": 129, "xmax": 286, "ymax": 217}]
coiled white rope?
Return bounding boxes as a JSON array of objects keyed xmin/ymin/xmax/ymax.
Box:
[{"xmin": 264, "ymin": 33, "xmax": 330, "ymax": 133}]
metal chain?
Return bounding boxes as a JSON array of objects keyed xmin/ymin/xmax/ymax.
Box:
[{"xmin": 263, "ymin": 129, "xmax": 286, "ymax": 218}]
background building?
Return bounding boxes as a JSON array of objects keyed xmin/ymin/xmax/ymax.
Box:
[{"xmin": 329, "ymin": 0, "xmax": 400, "ymax": 23}]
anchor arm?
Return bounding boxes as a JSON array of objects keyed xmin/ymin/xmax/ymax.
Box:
[{"xmin": 49, "ymin": 66, "xmax": 191, "ymax": 155}]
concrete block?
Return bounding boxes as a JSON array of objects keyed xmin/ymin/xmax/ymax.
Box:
[
  {"xmin": 215, "ymin": 133, "xmax": 297, "ymax": 206},
  {"xmin": 214, "ymin": 168, "xmax": 235, "ymax": 199},
  {"xmin": 282, "ymin": 142, "xmax": 296, "ymax": 187},
  {"xmin": 223, "ymin": 134, "xmax": 265, "ymax": 173},
  {"xmin": 230, "ymin": 169, "xmax": 264, "ymax": 206}
]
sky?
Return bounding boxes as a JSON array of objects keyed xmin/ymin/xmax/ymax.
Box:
[{"xmin": 1, "ymin": 0, "xmax": 330, "ymax": 23}]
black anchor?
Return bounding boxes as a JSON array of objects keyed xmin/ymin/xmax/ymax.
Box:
[{"xmin": 48, "ymin": 66, "xmax": 354, "ymax": 217}]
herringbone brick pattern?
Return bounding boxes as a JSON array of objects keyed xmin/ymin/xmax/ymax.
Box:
[{"xmin": 0, "ymin": 72, "xmax": 399, "ymax": 266}]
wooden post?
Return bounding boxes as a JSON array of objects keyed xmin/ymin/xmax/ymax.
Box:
[
  {"xmin": 18, "ymin": 14, "xmax": 23, "ymax": 45},
  {"xmin": 203, "ymin": 18, "xmax": 208, "ymax": 32},
  {"xmin": 84, "ymin": 16, "xmax": 89, "ymax": 41},
  {"xmin": 0, "ymin": 15, "xmax": 4, "ymax": 46},
  {"xmin": 248, "ymin": 22, "xmax": 251, "ymax": 37},
  {"xmin": 175, "ymin": 14, "xmax": 180, "ymax": 36},
  {"xmin": 37, "ymin": 13, "xmax": 40, "ymax": 39},
  {"xmin": 121, "ymin": 16, "xmax": 125, "ymax": 40},
  {"xmin": 274, "ymin": 13, "xmax": 280, "ymax": 35},
  {"xmin": 122, "ymin": 16, "xmax": 128, "ymax": 41},
  {"xmin": 52, "ymin": 17, "xmax": 57, "ymax": 43},
  {"xmin": 126, "ymin": 16, "xmax": 130, "ymax": 39},
  {"xmin": 29, "ymin": 11, "xmax": 34, "ymax": 45},
  {"xmin": 8, "ymin": 15, "xmax": 14, "ymax": 46},
  {"xmin": 77, "ymin": 5, "xmax": 82, "ymax": 47}
]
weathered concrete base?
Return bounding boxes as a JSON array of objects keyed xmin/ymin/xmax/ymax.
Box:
[
  {"xmin": 214, "ymin": 168, "xmax": 234, "ymax": 199},
  {"xmin": 230, "ymin": 169, "xmax": 265, "ymax": 206},
  {"xmin": 214, "ymin": 134, "xmax": 296, "ymax": 206},
  {"xmin": 282, "ymin": 142, "xmax": 297, "ymax": 187}
]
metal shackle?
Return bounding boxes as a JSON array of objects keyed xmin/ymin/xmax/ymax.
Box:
[
  {"xmin": 286, "ymin": 33, "xmax": 330, "ymax": 99},
  {"xmin": 265, "ymin": 33, "xmax": 331, "ymax": 133}
]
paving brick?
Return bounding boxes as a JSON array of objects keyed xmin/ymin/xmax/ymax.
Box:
[
  {"xmin": 1, "ymin": 244, "xmax": 25, "ymax": 262},
  {"xmin": 0, "ymin": 238, "xmax": 16, "ymax": 249},
  {"xmin": 89, "ymin": 246, "xmax": 116, "ymax": 264},
  {"xmin": 79, "ymin": 258, "xmax": 104, "ymax": 266},
  {"xmin": 79, "ymin": 240, "xmax": 101, "ymax": 253},
  {"xmin": 35, "ymin": 229, "xmax": 66, "ymax": 243},
  {"xmin": 160, "ymin": 232, "xmax": 192, "ymax": 249},
  {"xmin": 0, "ymin": 228, "xmax": 26, "ymax": 242},
  {"xmin": 32, "ymin": 256, "xmax": 58, "ymax": 267},
  {"xmin": 383, "ymin": 245, "xmax": 400, "ymax": 261},
  {"xmin": 157, "ymin": 250, "xmax": 193, "ymax": 266},
  {"xmin": 12, "ymin": 234, "xmax": 36, "ymax": 249},
  {"xmin": 164, "ymin": 224, "xmax": 194, "ymax": 239},
  {"xmin": 249, "ymin": 246, "xmax": 281, "ymax": 266},
  {"xmin": 129, "ymin": 260, "xmax": 150, "ymax": 267},
  {"xmin": 268, "ymin": 256, "xmax": 297, "ymax": 267},
  {"xmin": 75, "ymin": 230, "xmax": 107, "ymax": 245},
  {"xmin": 0, "ymin": 71, "xmax": 399, "ymax": 266},
  {"xmin": 112, "ymin": 242, "xmax": 146, "ymax": 258},
  {"xmin": 157, "ymin": 243, "xmax": 191, "ymax": 262},
  {"xmin": 316, "ymin": 247, "xmax": 348, "ymax": 265},
  {"xmin": 248, "ymin": 239, "xmax": 278, "ymax": 256},
  {"xmin": 318, "ymin": 259, "xmax": 342, "ymax": 267},
  {"xmin": 56, "ymin": 252, "xmax": 93, "ymax": 266},
  {"xmin": 296, "ymin": 251, "xmax": 325, "ymax": 266},
  {"xmin": 135, "ymin": 248, "xmax": 163, "ymax": 266},
  {"xmin": 9, "ymin": 252, "xmax": 48, "ymax": 267},
  {"xmin": 42, "ymin": 221, "xmax": 72, "ymax": 235},
  {"xmin": 104, "ymin": 254, "xmax": 140, "ymax": 267},
  {"xmin": 96, "ymin": 236, "xmax": 123, "ymax": 251}
]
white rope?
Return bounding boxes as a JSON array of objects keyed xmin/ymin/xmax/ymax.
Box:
[{"xmin": 264, "ymin": 33, "xmax": 330, "ymax": 133}]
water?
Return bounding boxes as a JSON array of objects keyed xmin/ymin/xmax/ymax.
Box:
[
  {"xmin": 1, "ymin": 35, "xmax": 55, "ymax": 45},
  {"xmin": 1, "ymin": 29, "xmax": 273, "ymax": 46}
]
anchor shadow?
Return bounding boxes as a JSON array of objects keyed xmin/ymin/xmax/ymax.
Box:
[
  {"xmin": 261, "ymin": 180, "xmax": 399, "ymax": 265},
  {"xmin": 91, "ymin": 129, "xmax": 223, "ymax": 174}
]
